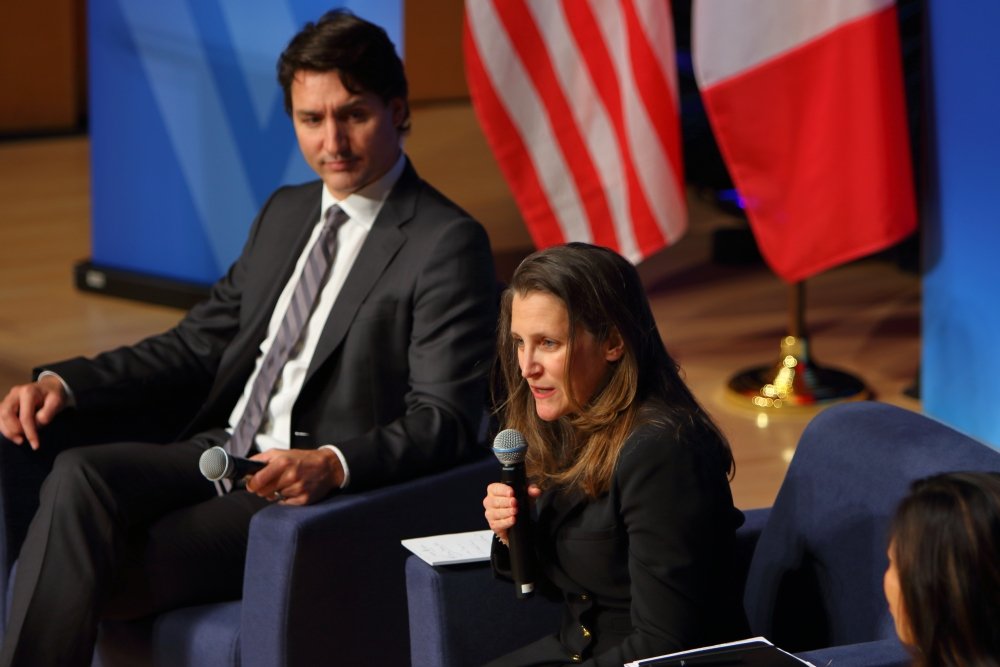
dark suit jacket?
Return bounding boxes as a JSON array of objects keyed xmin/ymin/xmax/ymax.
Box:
[
  {"xmin": 491, "ymin": 411, "xmax": 748, "ymax": 666},
  {"xmin": 44, "ymin": 160, "xmax": 497, "ymax": 490}
]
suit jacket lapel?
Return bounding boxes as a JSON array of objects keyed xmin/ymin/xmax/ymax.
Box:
[
  {"xmin": 185, "ymin": 185, "xmax": 321, "ymax": 433},
  {"xmin": 304, "ymin": 162, "xmax": 418, "ymax": 380}
]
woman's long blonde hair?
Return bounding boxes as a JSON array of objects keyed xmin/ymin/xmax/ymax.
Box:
[{"xmin": 494, "ymin": 243, "xmax": 732, "ymax": 498}]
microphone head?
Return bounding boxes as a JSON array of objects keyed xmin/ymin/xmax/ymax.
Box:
[
  {"xmin": 198, "ymin": 446, "xmax": 232, "ymax": 481},
  {"xmin": 493, "ymin": 429, "xmax": 528, "ymax": 465}
]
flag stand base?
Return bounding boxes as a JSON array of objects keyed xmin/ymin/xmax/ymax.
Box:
[{"xmin": 726, "ymin": 334, "xmax": 869, "ymax": 409}]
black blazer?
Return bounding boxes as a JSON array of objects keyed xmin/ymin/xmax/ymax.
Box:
[
  {"xmin": 491, "ymin": 413, "xmax": 748, "ymax": 666},
  {"xmin": 46, "ymin": 160, "xmax": 498, "ymax": 489}
]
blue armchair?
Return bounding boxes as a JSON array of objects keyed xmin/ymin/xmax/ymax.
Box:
[
  {"xmin": 0, "ymin": 410, "xmax": 496, "ymax": 667},
  {"xmin": 405, "ymin": 401, "xmax": 1000, "ymax": 667}
]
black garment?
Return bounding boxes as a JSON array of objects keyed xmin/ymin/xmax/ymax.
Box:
[{"xmin": 488, "ymin": 414, "xmax": 748, "ymax": 667}]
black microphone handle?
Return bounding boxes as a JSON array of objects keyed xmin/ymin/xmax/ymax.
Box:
[
  {"xmin": 500, "ymin": 461, "xmax": 536, "ymax": 599},
  {"xmin": 229, "ymin": 455, "xmax": 266, "ymax": 479}
]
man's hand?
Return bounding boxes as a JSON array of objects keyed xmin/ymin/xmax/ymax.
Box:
[
  {"xmin": 0, "ymin": 376, "xmax": 68, "ymax": 450},
  {"xmin": 244, "ymin": 448, "xmax": 344, "ymax": 506}
]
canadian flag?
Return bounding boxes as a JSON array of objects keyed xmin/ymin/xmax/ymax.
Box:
[
  {"xmin": 463, "ymin": 0, "xmax": 686, "ymax": 263},
  {"xmin": 693, "ymin": 0, "xmax": 917, "ymax": 283}
]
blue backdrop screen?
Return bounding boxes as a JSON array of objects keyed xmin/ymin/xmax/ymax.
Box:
[
  {"xmin": 922, "ymin": 0, "xmax": 1000, "ymax": 446},
  {"xmin": 88, "ymin": 0, "xmax": 403, "ymax": 285}
]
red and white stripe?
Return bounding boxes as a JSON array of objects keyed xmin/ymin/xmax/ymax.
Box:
[
  {"xmin": 693, "ymin": 0, "xmax": 917, "ymax": 283},
  {"xmin": 464, "ymin": 0, "xmax": 686, "ymax": 263}
]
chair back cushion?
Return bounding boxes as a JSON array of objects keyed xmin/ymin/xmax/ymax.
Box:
[{"xmin": 744, "ymin": 401, "xmax": 1000, "ymax": 652}]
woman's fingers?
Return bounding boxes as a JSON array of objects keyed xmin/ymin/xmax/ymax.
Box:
[{"xmin": 483, "ymin": 483, "xmax": 519, "ymax": 534}]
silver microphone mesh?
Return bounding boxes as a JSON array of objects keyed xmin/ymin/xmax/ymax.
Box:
[
  {"xmin": 198, "ymin": 446, "xmax": 232, "ymax": 481},
  {"xmin": 492, "ymin": 429, "xmax": 527, "ymax": 464}
]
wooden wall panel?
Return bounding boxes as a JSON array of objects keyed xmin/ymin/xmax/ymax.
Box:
[
  {"xmin": 404, "ymin": 0, "xmax": 469, "ymax": 103},
  {"xmin": 0, "ymin": 0, "xmax": 84, "ymax": 134},
  {"xmin": 0, "ymin": 0, "xmax": 462, "ymax": 131}
]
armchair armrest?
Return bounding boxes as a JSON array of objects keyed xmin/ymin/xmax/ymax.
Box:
[
  {"xmin": 406, "ymin": 555, "xmax": 561, "ymax": 667},
  {"xmin": 239, "ymin": 456, "xmax": 496, "ymax": 667},
  {"xmin": 796, "ymin": 637, "xmax": 910, "ymax": 667}
]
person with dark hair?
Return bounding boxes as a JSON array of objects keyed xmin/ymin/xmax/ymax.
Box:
[
  {"xmin": 483, "ymin": 243, "xmax": 747, "ymax": 666},
  {"xmin": 0, "ymin": 9, "xmax": 495, "ymax": 666},
  {"xmin": 884, "ymin": 471, "xmax": 1000, "ymax": 667},
  {"xmin": 277, "ymin": 9, "xmax": 410, "ymax": 133}
]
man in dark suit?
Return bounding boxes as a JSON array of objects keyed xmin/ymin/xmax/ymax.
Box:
[{"xmin": 0, "ymin": 10, "xmax": 496, "ymax": 666}]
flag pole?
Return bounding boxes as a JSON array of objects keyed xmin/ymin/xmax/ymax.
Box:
[{"xmin": 727, "ymin": 281, "xmax": 869, "ymax": 409}]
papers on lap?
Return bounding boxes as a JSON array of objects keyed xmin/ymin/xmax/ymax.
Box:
[
  {"xmin": 626, "ymin": 637, "xmax": 815, "ymax": 667},
  {"xmin": 401, "ymin": 529, "xmax": 493, "ymax": 566}
]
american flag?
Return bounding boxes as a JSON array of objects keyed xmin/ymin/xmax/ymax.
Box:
[{"xmin": 463, "ymin": 0, "xmax": 686, "ymax": 263}]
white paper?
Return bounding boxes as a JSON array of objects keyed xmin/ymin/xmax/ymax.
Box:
[
  {"xmin": 401, "ymin": 529, "xmax": 493, "ymax": 566},
  {"xmin": 626, "ymin": 636, "xmax": 814, "ymax": 667}
]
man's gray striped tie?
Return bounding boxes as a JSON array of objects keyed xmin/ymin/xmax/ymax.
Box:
[{"xmin": 225, "ymin": 205, "xmax": 349, "ymax": 473}]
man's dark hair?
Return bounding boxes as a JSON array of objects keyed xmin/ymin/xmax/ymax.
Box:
[{"xmin": 277, "ymin": 9, "xmax": 410, "ymax": 132}]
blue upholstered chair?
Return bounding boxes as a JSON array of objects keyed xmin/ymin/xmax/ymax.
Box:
[
  {"xmin": 405, "ymin": 401, "xmax": 1000, "ymax": 667},
  {"xmin": 0, "ymin": 409, "xmax": 496, "ymax": 667}
]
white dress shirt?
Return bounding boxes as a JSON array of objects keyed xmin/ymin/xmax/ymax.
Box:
[{"xmin": 224, "ymin": 153, "xmax": 407, "ymax": 487}]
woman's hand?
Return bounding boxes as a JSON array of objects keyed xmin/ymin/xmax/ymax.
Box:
[{"xmin": 483, "ymin": 482, "xmax": 542, "ymax": 545}]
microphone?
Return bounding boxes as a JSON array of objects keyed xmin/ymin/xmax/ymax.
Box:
[
  {"xmin": 198, "ymin": 446, "xmax": 266, "ymax": 481},
  {"xmin": 492, "ymin": 429, "xmax": 536, "ymax": 599}
]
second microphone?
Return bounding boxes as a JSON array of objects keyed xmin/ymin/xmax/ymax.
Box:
[{"xmin": 198, "ymin": 446, "xmax": 266, "ymax": 482}]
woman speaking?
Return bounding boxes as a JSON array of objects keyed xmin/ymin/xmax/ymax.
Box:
[{"xmin": 483, "ymin": 243, "xmax": 748, "ymax": 666}]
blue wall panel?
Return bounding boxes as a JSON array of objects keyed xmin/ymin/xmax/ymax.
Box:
[
  {"xmin": 88, "ymin": 0, "xmax": 402, "ymax": 285},
  {"xmin": 922, "ymin": 1, "xmax": 1000, "ymax": 445}
]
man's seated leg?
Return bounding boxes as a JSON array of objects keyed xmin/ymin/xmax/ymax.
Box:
[
  {"xmin": 0, "ymin": 438, "xmax": 221, "ymax": 667},
  {"xmin": 105, "ymin": 485, "xmax": 271, "ymax": 620},
  {"xmin": 1, "ymin": 406, "xmax": 191, "ymax": 566}
]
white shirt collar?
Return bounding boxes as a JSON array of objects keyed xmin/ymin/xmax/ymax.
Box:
[{"xmin": 320, "ymin": 152, "xmax": 406, "ymax": 230}]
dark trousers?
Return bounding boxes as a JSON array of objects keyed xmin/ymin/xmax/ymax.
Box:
[{"xmin": 0, "ymin": 437, "xmax": 270, "ymax": 667}]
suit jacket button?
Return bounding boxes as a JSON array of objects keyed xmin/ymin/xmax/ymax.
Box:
[
  {"xmin": 580, "ymin": 625, "xmax": 591, "ymax": 639},
  {"xmin": 579, "ymin": 593, "xmax": 589, "ymax": 601},
  {"xmin": 570, "ymin": 654, "xmax": 582, "ymax": 663}
]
